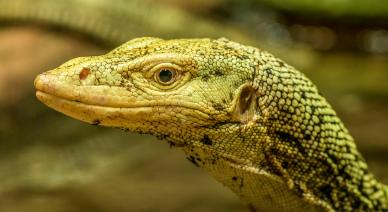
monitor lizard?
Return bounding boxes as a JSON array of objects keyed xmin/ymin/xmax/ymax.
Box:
[{"xmin": 34, "ymin": 37, "xmax": 388, "ymax": 211}]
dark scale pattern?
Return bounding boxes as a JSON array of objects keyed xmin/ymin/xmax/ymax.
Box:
[
  {"xmin": 254, "ymin": 51, "xmax": 388, "ymax": 211},
  {"xmin": 35, "ymin": 37, "xmax": 388, "ymax": 211}
]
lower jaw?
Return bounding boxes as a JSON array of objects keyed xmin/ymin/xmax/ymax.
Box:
[
  {"xmin": 35, "ymin": 91, "xmax": 154, "ymax": 128},
  {"xmin": 36, "ymin": 91, "xmax": 191, "ymax": 148}
]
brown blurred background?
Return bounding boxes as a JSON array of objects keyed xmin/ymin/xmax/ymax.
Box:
[{"xmin": 0, "ymin": 0, "xmax": 387, "ymax": 211}]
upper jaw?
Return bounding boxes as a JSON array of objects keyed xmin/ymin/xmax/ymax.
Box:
[
  {"xmin": 34, "ymin": 69, "xmax": 159, "ymax": 109},
  {"xmin": 34, "ymin": 71, "xmax": 156, "ymax": 127},
  {"xmin": 34, "ymin": 71, "xmax": 216, "ymax": 128},
  {"xmin": 35, "ymin": 90, "xmax": 155, "ymax": 128}
]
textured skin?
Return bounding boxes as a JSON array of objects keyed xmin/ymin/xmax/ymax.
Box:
[{"xmin": 34, "ymin": 37, "xmax": 388, "ymax": 211}]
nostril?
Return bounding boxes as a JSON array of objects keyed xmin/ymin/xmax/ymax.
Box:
[{"xmin": 79, "ymin": 67, "xmax": 91, "ymax": 80}]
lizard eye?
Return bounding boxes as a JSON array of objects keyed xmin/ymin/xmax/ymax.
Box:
[
  {"xmin": 155, "ymin": 69, "xmax": 177, "ymax": 85},
  {"xmin": 149, "ymin": 63, "xmax": 183, "ymax": 88}
]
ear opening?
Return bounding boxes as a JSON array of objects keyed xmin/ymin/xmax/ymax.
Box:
[{"xmin": 231, "ymin": 84, "xmax": 259, "ymax": 124}]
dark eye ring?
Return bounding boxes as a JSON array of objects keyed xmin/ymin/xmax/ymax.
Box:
[{"xmin": 155, "ymin": 69, "xmax": 177, "ymax": 85}]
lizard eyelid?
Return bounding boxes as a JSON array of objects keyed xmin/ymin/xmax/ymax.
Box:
[{"xmin": 149, "ymin": 63, "xmax": 183, "ymax": 88}]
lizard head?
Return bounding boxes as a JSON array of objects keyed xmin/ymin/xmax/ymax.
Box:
[
  {"xmin": 35, "ymin": 37, "xmax": 261, "ymax": 146},
  {"xmin": 34, "ymin": 37, "xmax": 379, "ymax": 211}
]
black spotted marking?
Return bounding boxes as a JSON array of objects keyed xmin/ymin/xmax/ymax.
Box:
[
  {"xmin": 121, "ymin": 71, "xmax": 130, "ymax": 79},
  {"xmin": 236, "ymin": 54, "xmax": 250, "ymax": 60},
  {"xmin": 167, "ymin": 140, "xmax": 185, "ymax": 148},
  {"xmin": 187, "ymin": 156, "xmax": 200, "ymax": 167},
  {"xmin": 304, "ymin": 133, "xmax": 312, "ymax": 140},
  {"xmin": 230, "ymin": 175, "xmax": 245, "ymax": 190},
  {"xmin": 263, "ymin": 67, "xmax": 273, "ymax": 75},
  {"xmin": 280, "ymin": 106, "xmax": 290, "ymax": 114},
  {"xmin": 338, "ymin": 166, "xmax": 353, "ymax": 180},
  {"xmin": 264, "ymin": 152, "xmax": 285, "ymax": 177},
  {"xmin": 92, "ymin": 120, "xmax": 101, "ymax": 126},
  {"xmin": 210, "ymin": 158, "xmax": 217, "ymax": 165},
  {"xmin": 214, "ymin": 69, "xmax": 224, "ymax": 76},
  {"xmin": 200, "ymin": 134, "xmax": 213, "ymax": 145},
  {"xmin": 311, "ymin": 105, "xmax": 317, "ymax": 114},
  {"xmin": 121, "ymin": 128, "xmax": 130, "ymax": 132},
  {"xmin": 275, "ymin": 131, "xmax": 306, "ymax": 154},
  {"xmin": 239, "ymin": 178, "xmax": 244, "ymax": 190},
  {"xmin": 126, "ymin": 85, "xmax": 133, "ymax": 91},
  {"xmin": 223, "ymin": 45, "xmax": 235, "ymax": 51},
  {"xmin": 301, "ymin": 92, "xmax": 307, "ymax": 99},
  {"xmin": 320, "ymin": 184, "xmax": 333, "ymax": 197},
  {"xmin": 281, "ymin": 160, "xmax": 289, "ymax": 169},
  {"xmin": 143, "ymin": 49, "xmax": 149, "ymax": 55},
  {"xmin": 156, "ymin": 134, "xmax": 168, "ymax": 140},
  {"xmin": 202, "ymin": 75, "xmax": 210, "ymax": 81},
  {"xmin": 352, "ymin": 198, "xmax": 362, "ymax": 209},
  {"xmin": 212, "ymin": 102, "xmax": 225, "ymax": 111},
  {"xmin": 223, "ymin": 45, "xmax": 241, "ymax": 59},
  {"xmin": 327, "ymin": 152, "xmax": 340, "ymax": 165},
  {"xmin": 319, "ymin": 184, "xmax": 334, "ymax": 205},
  {"xmin": 233, "ymin": 81, "xmax": 240, "ymax": 88},
  {"xmin": 293, "ymin": 182, "xmax": 305, "ymax": 198},
  {"xmin": 229, "ymin": 92, "xmax": 234, "ymax": 101}
]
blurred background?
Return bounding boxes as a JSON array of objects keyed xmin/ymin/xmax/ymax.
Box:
[{"xmin": 0, "ymin": 0, "xmax": 387, "ymax": 211}]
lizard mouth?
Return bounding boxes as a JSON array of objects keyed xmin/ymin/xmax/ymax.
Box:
[
  {"xmin": 34, "ymin": 72, "xmax": 212, "ymax": 128},
  {"xmin": 35, "ymin": 90, "xmax": 155, "ymax": 127}
]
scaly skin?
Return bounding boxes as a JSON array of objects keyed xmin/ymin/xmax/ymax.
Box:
[{"xmin": 34, "ymin": 37, "xmax": 388, "ymax": 211}]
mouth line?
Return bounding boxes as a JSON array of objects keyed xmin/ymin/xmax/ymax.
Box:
[
  {"xmin": 36, "ymin": 90, "xmax": 143, "ymax": 109},
  {"xmin": 35, "ymin": 90, "xmax": 212, "ymax": 121}
]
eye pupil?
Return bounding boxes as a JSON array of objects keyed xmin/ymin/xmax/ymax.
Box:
[{"xmin": 158, "ymin": 69, "xmax": 174, "ymax": 83}]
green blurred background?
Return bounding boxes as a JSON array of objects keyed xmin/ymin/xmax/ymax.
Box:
[{"xmin": 0, "ymin": 0, "xmax": 387, "ymax": 211}]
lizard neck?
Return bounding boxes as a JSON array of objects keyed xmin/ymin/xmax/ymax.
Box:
[
  {"xmin": 174, "ymin": 49, "xmax": 388, "ymax": 210},
  {"xmin": 178, "ymin": 120, "xmax": 388, "ymax": 211},
  {"xmin": 181, "ymin": 143, "xmax": 330, "ymax": 211}
]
